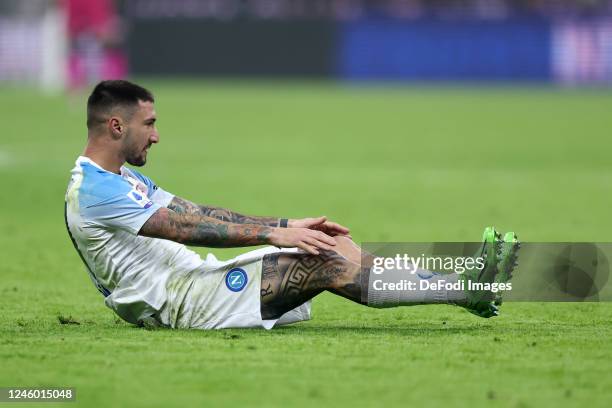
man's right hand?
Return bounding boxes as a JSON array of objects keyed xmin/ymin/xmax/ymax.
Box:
[{"xmin": 268, "ymin": 227, "xmax": 337, "ymax": 255}]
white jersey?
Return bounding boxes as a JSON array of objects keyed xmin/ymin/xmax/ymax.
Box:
[{"xmin": 64, "ymin": 156, "xmax": 205, "ymax": 324}]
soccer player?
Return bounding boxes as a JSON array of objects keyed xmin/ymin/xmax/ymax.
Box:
[{"xmin": 65, "ymin": 80, "xmax": 520, "ymax": 329}]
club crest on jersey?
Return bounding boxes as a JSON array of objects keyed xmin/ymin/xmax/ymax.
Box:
[
  {"xmin": 127, "ymin": 189, "xmax": 153, "ymax": 209},
  {"xmin": 225, "ymin": 268, "xmax": 248, "ymax": 292}
]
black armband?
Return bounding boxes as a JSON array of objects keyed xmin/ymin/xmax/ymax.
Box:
[{"xmin": 279, "ymin": 218, "xmax": 288, "ymax": 228}]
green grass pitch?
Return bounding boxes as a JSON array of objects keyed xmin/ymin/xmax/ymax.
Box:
[{"xmin": 1, "ymin": 81, "xmax": 611, "ymax": 407}]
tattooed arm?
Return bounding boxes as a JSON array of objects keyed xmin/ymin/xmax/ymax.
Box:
[
  {"xmin": 139, "ymin": 207, "xmax": 338, "ymax": 254},
  {"xmin": 139, "ymin": 207, "xmax": 272, "ymax": 247},
  {"xmin": 167, "ymin": 196, "xmax": 351, "ymax": 236},
  {"xmin": 167, "ymin": 196, "xmax": 281, "ymax": 227}
]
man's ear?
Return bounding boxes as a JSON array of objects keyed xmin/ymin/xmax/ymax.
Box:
[{"xmin": 108, "ymin": 117, "xmax": 124, "ymax": 140}]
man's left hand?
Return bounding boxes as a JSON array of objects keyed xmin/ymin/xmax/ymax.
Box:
[{"xmin": 288, "ymin": 216, "xmax": 351, "ymax": 238}]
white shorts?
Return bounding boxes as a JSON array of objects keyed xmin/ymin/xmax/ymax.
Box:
[{"xmin": 155, "ymin": 246, "xmax": 312, "ymax": 330}]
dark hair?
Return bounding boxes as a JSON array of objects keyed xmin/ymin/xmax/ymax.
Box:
[{"xmin": 86, "ymin": 80, "xmax": 154, "ymax": 130}]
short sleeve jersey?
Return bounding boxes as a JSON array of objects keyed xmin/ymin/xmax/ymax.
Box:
[{"xmin": 65, "ymin": 156, "xmax": 204, "ymax": 324}]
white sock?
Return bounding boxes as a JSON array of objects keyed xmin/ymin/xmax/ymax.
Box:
[{"xmin": 366, "ymin": 266, "xmax": 466, "ymax": 307}]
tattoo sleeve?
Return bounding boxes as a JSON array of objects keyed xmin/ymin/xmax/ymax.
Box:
[
  {"xmin": 139, "ymin": 207, "xmax": 273, "ymax": 248},
  {"xmin": 167, "ymin": 196, "xmax": 281, "ymax": 227}
]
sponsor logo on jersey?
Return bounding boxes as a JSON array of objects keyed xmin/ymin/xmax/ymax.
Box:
[
  {"xmin": 123, "ymin": 172, "xmax": 149, "ymax": 196},
  {"xmin": 136, "ymin": 184, "xmax": 148, "ymax": 195},
  {"xmin": 127, "ymin": 189, "xmax": 153, "ymax": 209},
  {"xmin": 225, "ymin": 268, "xmax": 248, "ymax": 292}
]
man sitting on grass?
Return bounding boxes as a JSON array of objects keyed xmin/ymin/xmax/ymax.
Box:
[{"xmin": 65, "ymin": 80, "xmax": 520, "ymax": 329}]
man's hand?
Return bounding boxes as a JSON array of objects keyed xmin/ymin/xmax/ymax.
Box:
[
  {"xmin": 269, "ymin": 227, "xmax": 337, "ymax": 255},
  {"xmin": 288, "ymin": 216, "xmax": 350, "ymax": 238}
]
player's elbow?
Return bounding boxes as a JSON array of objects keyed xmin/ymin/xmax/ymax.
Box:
[{"xmin": 140, "ymin": 208, "xmax": 182, "ymax": 243}]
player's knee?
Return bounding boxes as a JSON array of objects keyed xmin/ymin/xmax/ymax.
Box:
[
  {"xmin": 333, "ymin": 235, "xmax": 352, "ymax": 245},
  {"xmin": 317, "ymin": 252, "xmax": 359, "ymax": 291},
  {"xmin": 331, "ymin": 235, "xmax": 361, "ymax": 265}
]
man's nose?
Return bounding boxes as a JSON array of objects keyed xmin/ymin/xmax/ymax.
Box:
[{"xmin": 150, "ymin": 132, "xmax": 159, "ymax": 143}]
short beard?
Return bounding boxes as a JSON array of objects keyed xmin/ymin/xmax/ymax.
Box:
[
  {"xmin": 123, "ymin": 128, "xmax": 147, "ymax": 167},
  {"xmin": 126, "ymin": 154, "xmax": 146, "ymax": 167}
]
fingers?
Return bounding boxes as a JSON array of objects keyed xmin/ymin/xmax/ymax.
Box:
[
  {"xmin": 275, "ymin": 226, "xmax": 341, "ymax": 255},
  {"xmin": 298, "ymin": 229, "xmax": 336, "ymax": 254},
  {"xmin": 326, "ymin": 221, "xmax": 350, "ymax": 235},
  {"xmin": 304, "ymin": 216, "xmax": 327, "ymax": 228},
  {"xmin": 312, "ymin": 230, "xmax": 336, "ymax": 247},
  {"xmin": 297, "ymin": 241, "xmax": 319, "ymax": 255},
  {"xmin": 300, "ymin": 217, "xmax": 350, "ymax": 238},
  {"xmin": 314, "ymin": 221, "xmax": 351, "ymax": 236},
  {"xmin": 304, "ymin": 236, "xmax": 335, "ymax": 252},
  {"xmin": 298, "ymin": 239, "xmax": 333, "ymax": 255}
]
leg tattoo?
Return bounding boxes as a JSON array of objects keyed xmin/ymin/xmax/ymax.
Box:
[{"xmin": 260, "ymin": 250, "xmax": 364, "ymax": 320}]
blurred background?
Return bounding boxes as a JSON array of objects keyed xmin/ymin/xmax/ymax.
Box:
[{"xmin": 1, "ymin": 0, "xmax": 612, "ymax": 89}]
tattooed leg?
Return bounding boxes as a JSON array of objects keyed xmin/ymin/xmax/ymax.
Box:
[
  {"xmin": 260, "ymin": 236, "xmax": 365, "ymax": 320},
  {"xmin": 260, "ymin": 236, "xmax": 473, "ymax": 320}
]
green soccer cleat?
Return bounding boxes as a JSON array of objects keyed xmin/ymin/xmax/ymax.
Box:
[
  {"xmin": 458, "ymin": 226, "xmax": 502, "ymax": 318},
  {"xmin": 494, "ymin": 232, "xmax": 520, "ymax": 306}
]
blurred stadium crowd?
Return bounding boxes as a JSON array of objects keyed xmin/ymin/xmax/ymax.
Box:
[
  {"xmin": 1, "ymin": 0, "xmax": 611, "ymax": 88},
  {"xmin": 4, "ymin": 0, "xmax": 610, "ymax": 20},
  {"xmin": 124, "ymin": 0, "xmax": 612, "ymax": 19}
]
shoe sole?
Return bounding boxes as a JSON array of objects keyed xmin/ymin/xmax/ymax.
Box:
[
  {"xmin": 464, "ymin": 227, "xmax": 502, "ymax": 318},
  {"xmin": 494, "ymin": 232, "xmax": 520, "ymax": 306}
]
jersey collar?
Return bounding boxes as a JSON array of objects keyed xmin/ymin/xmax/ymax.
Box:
[{"xmin": 77, "ymin": 156, "xmax": 126, "ymax": 175}]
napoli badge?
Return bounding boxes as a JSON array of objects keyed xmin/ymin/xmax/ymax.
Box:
[{"xmin": 225, "ymin": 268, "xmax": 248, "ymax": 292}]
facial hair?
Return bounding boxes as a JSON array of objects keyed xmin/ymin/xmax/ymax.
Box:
[{"xmin": 124, "ymin": 129, "xmax": 148, "ymax": 167}]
